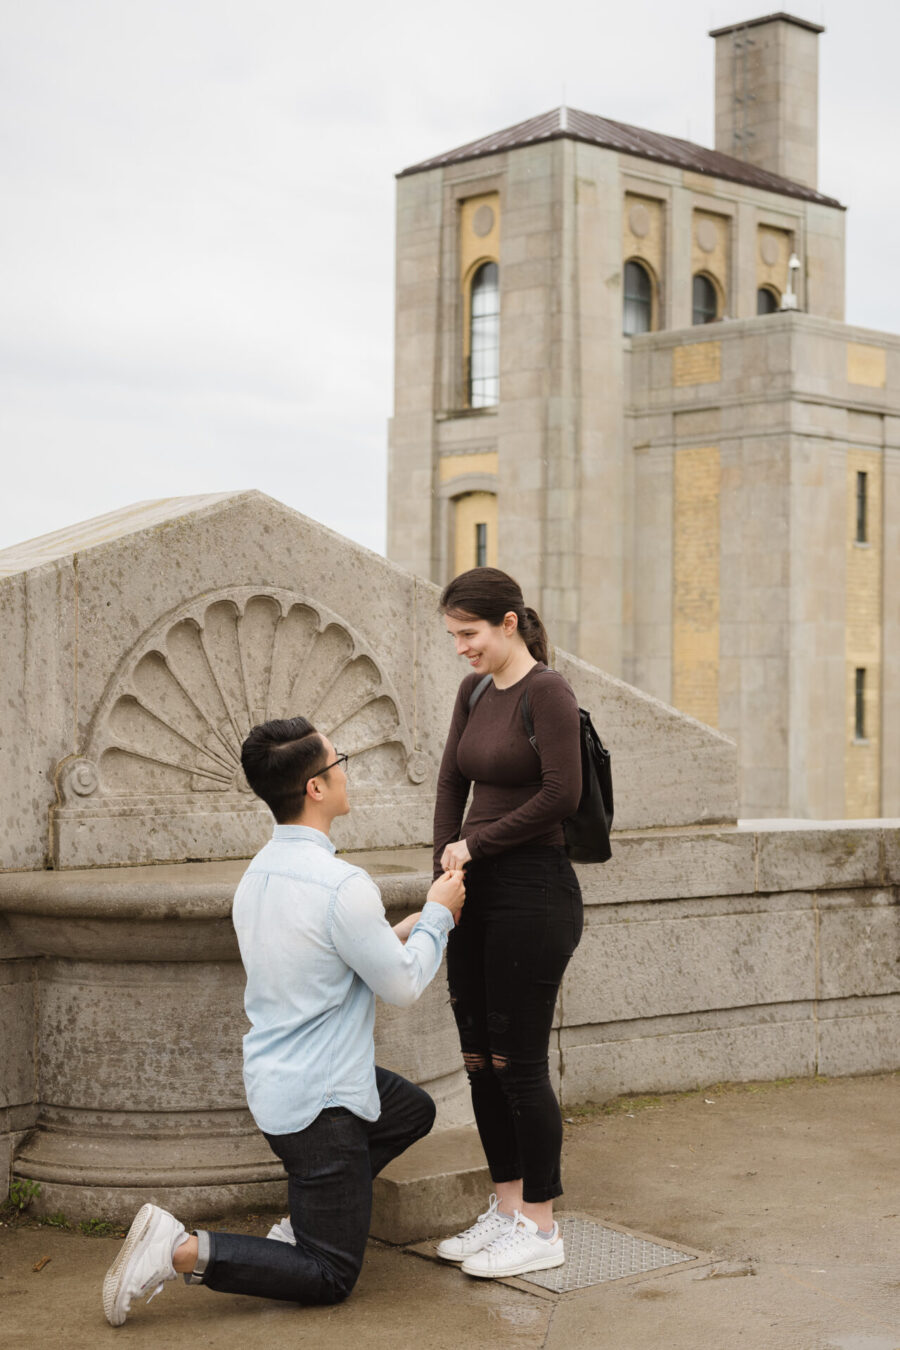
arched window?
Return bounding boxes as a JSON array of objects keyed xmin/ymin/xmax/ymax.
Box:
[
  {"xmin": 757, "ymin": 286, "xmax": 779, "ymax": 315},
  {"xmin": 623, "ymin": 260, "xmax": 653, "ymax": 335},
  {"xmin": 469, "ymin": 262, "xmax": 499, "ymax": 408},
  {"xmin": 692, "ymin": 274, "xmax": 718, "ymax": 325}
]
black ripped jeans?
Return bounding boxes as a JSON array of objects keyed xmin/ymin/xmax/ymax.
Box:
[{"xmin": 447, "ymin": 846, "xmax": 583, "ymax": 1203}]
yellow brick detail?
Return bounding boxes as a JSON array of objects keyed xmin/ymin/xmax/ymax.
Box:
[
  {"xmin": 672, "ymin": 447, "xmax": 720, "ymax": 728},
  {"xmin": 454, "ymin": 491, "xmax": 498, "ymax": 574},
  {"xmin": 673, "ymin": 343, "xmax": 721, "ymax": 386},
  {"xmin": 844, "ymin": 449, "xmax": 883, "ymax": 817},
  {"xmin": 847, "ymin": 343, "xmax": 886, "ymax": 388},
  {"xmin": 439, "ymin": 452, "xmax": 499, "ymax": 483}
]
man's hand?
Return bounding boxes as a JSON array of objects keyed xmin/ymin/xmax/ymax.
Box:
[
  {"xmin": 440, "ymin": 839, "xmax": 471, "ymax": 871},
  {"xmin": 392, "ymin": 911, "xmax": 422, "ymax": 943},
  {"xmin": 427, "ymin": 868, "xmax": 466, "ymax": 916}
]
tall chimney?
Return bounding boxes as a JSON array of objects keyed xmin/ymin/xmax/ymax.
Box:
[{"xmin": 710, "ymin": 12, "xmax": 823, "ymax": 189}]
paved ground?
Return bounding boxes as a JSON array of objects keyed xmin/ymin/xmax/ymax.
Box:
[{"xmin": 2, "ymin": 1073, "xmax": 898, "ymax": 1349}]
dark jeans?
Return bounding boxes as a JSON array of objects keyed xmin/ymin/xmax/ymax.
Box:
[
  {"xmin": 447, "ymin": 846, "xmax": 582, "ymax": 1204},
  {"xmin": 199, "ymin": 1068, "xmax": 435, "ymax": 1304}
]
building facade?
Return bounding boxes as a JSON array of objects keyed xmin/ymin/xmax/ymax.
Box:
[{"xmin": 386, "ymin": 12, "xmax": 900, "ymax": 820}]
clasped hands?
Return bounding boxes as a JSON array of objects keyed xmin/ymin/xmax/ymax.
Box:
[
  {"xmin": 393, "ymin": 847, "xmax": 468, "ymax": 943},
  {"xmin": 430, "ymin": 838, "xmax": 470, "ymax": 926}
]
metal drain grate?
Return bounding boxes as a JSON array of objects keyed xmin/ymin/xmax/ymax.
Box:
[{"xmin": 518, "ymin": 1215, "xmax": 696, "ymax": 1293}]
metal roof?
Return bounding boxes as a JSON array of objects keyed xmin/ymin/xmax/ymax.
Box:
[
  {"xmin": 397, "ymin": 106, "xmax": 843, "ymax": 210},
  {"xmin": 709, "ymin": 12, "xmax": 824, "ymax": 37}
]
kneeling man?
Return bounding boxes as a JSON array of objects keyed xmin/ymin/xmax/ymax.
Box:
[{"xmin": 103, "ymin": 716, "xmax": 464, "ymax": 1324}]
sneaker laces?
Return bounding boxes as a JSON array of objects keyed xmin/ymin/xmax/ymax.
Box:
[
  {"xmin": 483, "ymin": 1211, "xmax": 552, "ymax": 1255},
  {"xmin": 459, "ymin": 1193, "xmax": 502, "ymax": 1237},
  {"xmin": 139, "ymin": 1260, "xmax": 177, "ymax": 1306}
]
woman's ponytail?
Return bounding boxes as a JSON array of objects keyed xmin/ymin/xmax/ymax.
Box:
[{"xmin": 520, "ymin": 607, "xmax": 549, "ymax": 664}]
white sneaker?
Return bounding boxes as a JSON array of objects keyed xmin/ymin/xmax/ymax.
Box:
[
  {"xmin": 435, "ymin": 1194, "xmax": 514, "ymax": 1262},
  {"xmin": 460, "ymin": 1210, "xmax": 564, "ymax": 1278},
  {"xmin": 102, "ymin": 1203, "xmax": 187, "ymax": 1325},
  {"xmin": 266, "ymin": 1217, "xmax": 296, "ymax": 1244}
]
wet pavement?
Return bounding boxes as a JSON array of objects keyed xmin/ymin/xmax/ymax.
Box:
[{"xmin": 1, "ymin": 1073, "xmax": 898, "ymax": 1349}]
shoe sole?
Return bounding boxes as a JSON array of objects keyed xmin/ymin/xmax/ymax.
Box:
[
  {"xmin": 437, "ymin": 1235, "xmax": 513, "ymax": 1262},
  {"xmin": 102, "ymin": 1202, "xmax": 155, "ymax": 1326},
  {"xmin": 435, "ymin": 1246, "xmax": 468, "ymax": 1263},
  {"xmin": 461, "ymin": 1246, "xmax": 565, "ymax": 1279}
]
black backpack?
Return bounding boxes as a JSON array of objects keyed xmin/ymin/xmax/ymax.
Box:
[{"xmin": 468, "ymin": 671, "xmax": 614, "ymax": 863}]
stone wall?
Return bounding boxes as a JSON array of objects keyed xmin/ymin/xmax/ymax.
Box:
[
  {"xmin": 0, "ymin": 491, "xmax": 735, "ymax": 877},
  {"xmin": 2, "ymin": 819, "xmax": 897, "ymax": 1220},
  {"xmin": 0, "ymin": 490, "xmax": 737, "ymax": 1209},
  {"xmin": 0, "ymin": 954, "xmax": 36, "ymax": 1197},
  {"xmin": 558, "ymin": 820, "xmax": 900, "ymax": 1100}
]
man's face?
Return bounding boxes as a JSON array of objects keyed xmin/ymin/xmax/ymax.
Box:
[{"xmin": 311, "ymin": 735, "xmax": 350, "ymax": 818}]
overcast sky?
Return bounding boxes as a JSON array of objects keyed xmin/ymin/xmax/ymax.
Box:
[{"xmin": 2, "ymin": 0, "xmax": 897, "ymax": 556}]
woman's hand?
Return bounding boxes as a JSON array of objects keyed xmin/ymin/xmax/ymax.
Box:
[{"xmin": 441, "ymin": 839, "xmax": 471, "ymax": 871}]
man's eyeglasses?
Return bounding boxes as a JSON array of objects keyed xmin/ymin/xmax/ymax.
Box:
[{"xmin": 317, "ymin": 752, "xmax": 349, "ymax": 778}]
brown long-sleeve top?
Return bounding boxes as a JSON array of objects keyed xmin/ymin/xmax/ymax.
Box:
[{"xmin": 432, "ymin": 663, "xmax": 582, "ymax": 877}]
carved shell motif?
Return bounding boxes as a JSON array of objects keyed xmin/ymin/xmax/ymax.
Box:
[{"xmin": 76, "ymin": 589, "xmax": 417, "ymax": 798}]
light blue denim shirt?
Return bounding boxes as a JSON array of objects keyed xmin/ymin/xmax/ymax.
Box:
[{"xmin": 231, "ymin": 824, "xmax": 454, "ymax": 1136}]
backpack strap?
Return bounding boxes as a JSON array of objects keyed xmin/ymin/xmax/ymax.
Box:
[
  {"xmin": 521, "ymin": 690, "xmax": 539, "ymax": 755},
  {"xmin": 522, "ymin": 667, "xmax": 567, "ymax": 756},
  {"xmin": 467, "ymin": 673, "xmax": 493, "ymax": 713}
]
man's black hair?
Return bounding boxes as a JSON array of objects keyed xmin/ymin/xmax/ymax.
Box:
[{"xmin": 241, "ymin": 717, "xmax": 329, "ymax": 823}]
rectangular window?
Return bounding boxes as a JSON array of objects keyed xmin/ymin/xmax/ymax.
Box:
[
  {"xmin": 855, "ymin": 668, "xmax": 866, "ymax": 740},
  {"xmin": 856, "ymin": 471, "xmax": 868, "ymax": 542},
  {"xmin": 475, "ymin": 522, "xmax": 487, "ymax": 568}
]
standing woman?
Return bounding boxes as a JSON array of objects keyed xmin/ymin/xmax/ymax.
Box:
[{"xmin": 433, "ymin": 568, "xmax": 583, "ymax": 1279}]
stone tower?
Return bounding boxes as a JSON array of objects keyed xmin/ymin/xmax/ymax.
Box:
[
  {"xmin": 386, "ymin": 15, "xmax": 900, "ymax": 821},
  {"xmin": 711, "ymin": 13, "xmax": 822, "ymax": 189}
]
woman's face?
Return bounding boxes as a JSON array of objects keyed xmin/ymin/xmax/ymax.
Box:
[{"xmin": 444, "ymin": 611, "xmax": 517, "ymax": 674}]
